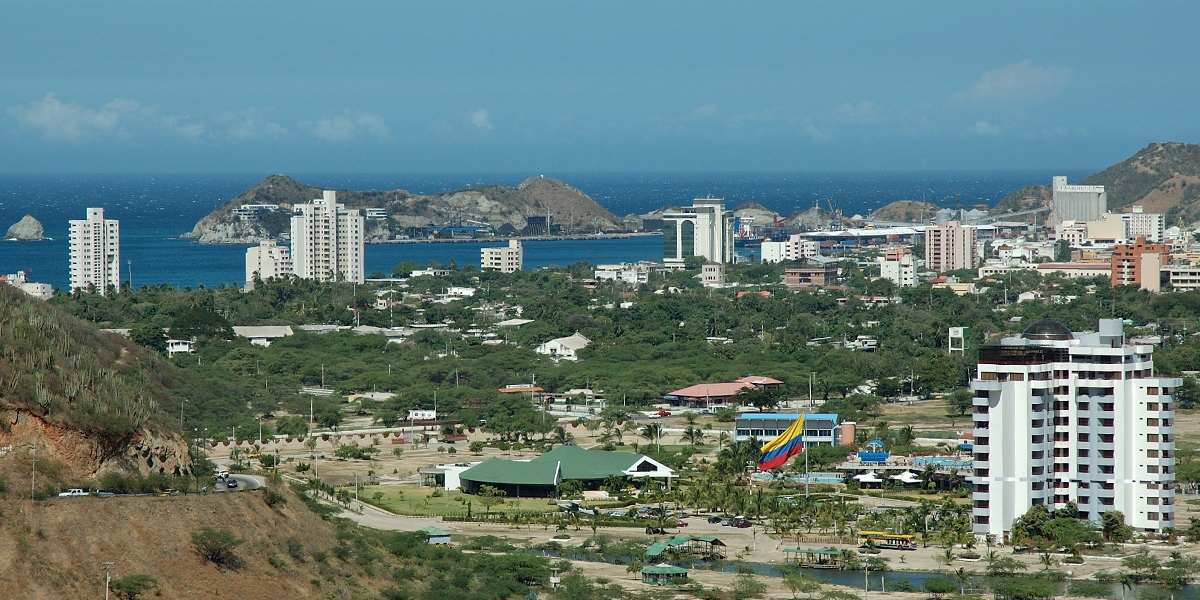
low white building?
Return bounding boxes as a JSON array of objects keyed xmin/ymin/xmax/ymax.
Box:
[
  {"xmin": 536, "ymin": 332, "xmax": 591, "ymax": 360},
  {"xmin": 166, "ymin": 339, "xmax": 193, "ymax": 357},
  {"xmin": 232, "ymin": 325, "xmax": 294, "ymax": 347},
  {"xmin": 595, "ymin": 263, "xmax": 650, "ymax": 284},
  {"xmin": 1, "ymin": 271, "xmax": 52, "ymax": 300},
  {"xmin": 760, "ymin": 235, "xmax": 819, "ymax": 263},
  {"xmin": 698, "ymin": 262, "xmax": 725, "ymax": 285}
]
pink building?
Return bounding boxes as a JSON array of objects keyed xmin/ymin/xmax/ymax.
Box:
[{"xmin": 924, "ymin": 221, "xmax": 977, "ymax": 273}]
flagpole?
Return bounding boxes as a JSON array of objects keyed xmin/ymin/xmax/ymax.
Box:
[{"xmin": 804, "ymin": 432, "xmax": 809, "ymax": 498}]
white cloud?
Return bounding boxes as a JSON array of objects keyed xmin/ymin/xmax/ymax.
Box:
[
  {"xmin": 798, "ymin": 119, "xmax": 831, "ymax": 143},
  {"xmin": 7, "ymin": 93, "xmax": 191, "ymax": 141},
  {"xmin": 301, "ymin": 111, "xmax": 392, "ymax": 142},
  {"xmin": 831, "ymin": 101, "xmax": 882, "ymax": 125},
  {"xmin": 969, "ymin": 120, "xmax": 1002, "ymax": 136},
  {"xmin": 685, "ymin": 104, "xmax": 717, "ymax": 121},
  {"xmin": 212, "ymin": 108, "xmax": 287, "ymax": 140},
  {"xmin": 469, "ymin": 109, "xmax": 493, "ymax": 130},
  {"xmin": 949, "ymin": 60, "xmax": 1068, "ymax": 107}
]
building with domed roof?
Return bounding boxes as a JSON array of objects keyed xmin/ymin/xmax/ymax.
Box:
[{"xmin": 971, "ymin": 318, "xmax": 1179, "ymax": 539}]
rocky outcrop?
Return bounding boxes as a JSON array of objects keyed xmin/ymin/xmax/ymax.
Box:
[
  {"xmin": 184, "ymin": 174, "xmax": 627, "ymax": 243},
  {"xmin": 5, "ymin": 215, "xmax": 44, "ymax": 240},
  {"xmin": 0, "ymin": 409, "xmax": 192, "ymax": 478}
]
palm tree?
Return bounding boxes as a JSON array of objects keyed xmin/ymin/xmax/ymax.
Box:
[
  {"xmin": 954, "ymin": 568, "xmax": 972, "ymax": 595},
  {"xmin": 717, "ymin": 431, "xmax": 731, "ymax": 448},
  {"xmin": 682, "ymin": 425, "xmax": 706, "ymax": 448},
  {"xmin": 641, "ymin": 422, "xmax": 663, "ymax": 452}
]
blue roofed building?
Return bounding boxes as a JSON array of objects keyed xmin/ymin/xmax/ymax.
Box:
[{"xmin": 734, "ymin": 413, "xmax": 847, "ymax": 447}]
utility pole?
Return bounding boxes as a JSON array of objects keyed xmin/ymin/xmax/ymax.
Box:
[
  {"xmin": 30, "ymin": 442, "xmax": 36, "ymax": 499},
  {"xmin": 180, "ymin": 398, "xmax": 186, "ymax": 431},
  {"xmin": 102, "ymin": 562, "xmax": 115, "ymax": 600}
]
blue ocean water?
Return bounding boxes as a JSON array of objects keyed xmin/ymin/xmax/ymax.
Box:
[{"xmin": 0, "ymin": 171, "xmax": 1089, "ymax": 290}]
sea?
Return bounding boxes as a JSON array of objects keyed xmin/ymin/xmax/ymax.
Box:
[{"xmin": 0, "ymin": 171, "xmax": 1091, "ymax": 291}]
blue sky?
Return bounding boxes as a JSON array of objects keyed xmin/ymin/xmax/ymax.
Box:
[{"xmin": 2, "ymin": 2, "xmax": 1197, "ymax": 173}]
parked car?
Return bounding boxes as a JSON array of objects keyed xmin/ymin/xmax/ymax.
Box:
[
  {"xmin": 645, "ymin": 526, "xmax": 666, "ymax": 535},
  {"xmin": 94, "ymin": 490, "xmax": 115, "ymax": 498},
  {"xmin": 58, "ymin": 488, "xmax": 88, "ymax": 498},
  {"xmin": 225, "ymin": 478, "xmax": 238, "ymax": 489},
  {"xmin": 656, "ymin": 410, "xmax": 672, "ymax": 417},
  {"xmin": 734, "ymin": 520, "xmax": 751, "ymax": 528},
  {"xmin": 720, "ymin": 518, "xmax": 733, "ymax": 526},
  {"xmin": 707, "ymin": 516, "xmax": 723, "ymax": 524},
  {"xmin": 676, "ymin": 520, "xmax": 688, "ymax": 527}
]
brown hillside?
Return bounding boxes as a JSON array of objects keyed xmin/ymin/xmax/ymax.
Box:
[
  {"xmin": 868, "ymin": 200, "xmax": 939, "ymax": 223},
  {"xmin": 0, "ymin": 492, "xmax": 359, "ymax": 599}
]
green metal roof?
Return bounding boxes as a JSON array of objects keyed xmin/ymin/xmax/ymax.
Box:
[
  {"xmin": 419, "ymin": 526, "xmax": 450, "ymax": 537},
  {"xmin": 645, "ymin": 542, "xmax": 668, "ymax": 557},
  {"xmin": 692, "ymin": 536, "xmax": 724, "ymax": 545},
  {"xmin": 459, "ymin": 457, "xmax": 561, "ymax": 486},
  {"xmin": 642, "ymin": 565, "xmax": 689, "ymax": 575},
  {"xmin": 666, "ymin": 537, "xmax": 691, "ymax": 547},
  {"xmin": 461, "ymin": 444, "xmax": 656, "ymax": 487}
]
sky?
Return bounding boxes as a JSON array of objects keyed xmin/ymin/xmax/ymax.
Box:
[{"xmin": 1, "ymin": 1, "xmax": 1198, "ymax": 173}]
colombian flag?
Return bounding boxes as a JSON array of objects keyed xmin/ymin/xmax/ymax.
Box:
[{"xmin": 757, "ymin": 416, "xmax": 804, "ymax": 471}]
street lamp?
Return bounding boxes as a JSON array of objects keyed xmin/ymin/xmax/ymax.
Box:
[{"xmin": 102, "ymin": 562, "xmax": 115, "ymax": 600}]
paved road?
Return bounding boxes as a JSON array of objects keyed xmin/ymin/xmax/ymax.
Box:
[{"xmin": 212, "ymin": 474, "xmax": 265, "ymax": 492}]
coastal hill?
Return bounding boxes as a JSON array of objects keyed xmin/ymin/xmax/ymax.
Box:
[
  {"xmin": 184, "ymin": 174, "xmax": 628, "ymax": 244},
  {"xmin": 866, "ymin": 200, "xmax": 939, "ymax": 223},
  {"xmin": 0, "ymin": 284, "xmax": 190, "ymax": 484},
  {"xmin": 993, "ymin": 142, "xmax": 1200, "ymax": 221}
]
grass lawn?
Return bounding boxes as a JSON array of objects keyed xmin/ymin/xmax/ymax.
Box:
[
  {"xmin": 364, "ymin": 484, "xmax": 561, "ymax": 517},
  {"xmin": 880, "ymin": 401, "xmax": 967, "ymax": 431}
]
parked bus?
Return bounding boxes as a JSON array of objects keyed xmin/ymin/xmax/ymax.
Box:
[{"xmin": 857, "ymin": 531, "xmax": 917, "ymax": 550}]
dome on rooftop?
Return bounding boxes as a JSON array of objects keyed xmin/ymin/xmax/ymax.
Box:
[{"xmin": 1021, "ymin": 319, "xmax": 1073, "ymax": 341}]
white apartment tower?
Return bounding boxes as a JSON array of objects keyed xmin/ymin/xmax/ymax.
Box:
[
  {"xmin": 68, "ymin": 207, "xmax": 120, "ymax": 294},
  {"xmin": 879, "ymin": 254, "xmax": 916, "ymax": 287},
  {"xmin": 245, "ymin": 240, "xmax": 293, "ymax": 290},
  {"xmin": 971, "ymin": 319, "xmax": 1178, "ymax": 540},
  {"xmin": 662, "ymin": 199, "xmax": 735, "ymax": 266},
  {"xmin": 1127, "ymin": 206, "xmax": 1165, "ymax": 243},
  {"xmin": 290, "ymin": 191, "xmax": 364, "ymax": 284},
  {"xmin": 481, "ymin": 239, "xmax": 523, "ymax": 273},
  {"xmin": 1053, "ymin": 176, "xmax": 1107, "ymax": 223}
]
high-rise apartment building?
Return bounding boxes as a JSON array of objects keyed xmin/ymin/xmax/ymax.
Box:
[
  {"xmin": 1112, "ymin": 237, "xmax": 1169, "ymax": 292},
  {"xmin": 290, "ymin": 191, "xmax": 364, "ymax": 284},
  {"xmin": 879, "ymin": 254, "xmax": 916, "ymax": 287},
  {"xmin": 662, "ymin": 199, "xmax": 735, "ymax": 266},
  {"xmin": 971, "ymin": 319, "xmax": 1177, "ymax": 540},
  {"xmin": 68, "ymin": 207, "xmax": 120, "ymax": 294},
  {"xmin": 1126, "ymin": 206, "xmax": 1165, "ymax": 243},
  {"xmin": 481, "ymin": 239, "xmax": 523, "ymax": 273},
  {"xmin": 1053, "ymin": 176, "xmax": 1107, "ymax": 223},
  {"xmin": 924, "ymin": 221, "xmax": 977, "ymax": 273},
  {"xmin": 245, "ymin": 240, "xmax": 293, "ymax": 290}
]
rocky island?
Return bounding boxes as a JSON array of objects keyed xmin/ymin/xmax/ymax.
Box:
[
  {"xmin": 5, "ymin": 214, "xmax": 45, "ymax": 240},
  {"xmin": 184, "ymin": 174, "xmax": 636, "ymax": 244}
]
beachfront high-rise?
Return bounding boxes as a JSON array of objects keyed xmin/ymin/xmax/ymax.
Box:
[
  {"xmin": 481, "ymin": 239, "xmax": 523, "ymax": 273},
  {"xmin": 971, "ymin": 318, "xmax": 1177, "ymax": 540},
  {"xmin": 68, "ymin": 207, "xmax": 120, "ymax": 294},
  {"xmin": 290, "ymin": 191, "xmax": 364, "ymax": 284},
  {"xmin": 245, "ymin": 240, "xmax": 293, "ymax": 290},
  {"xmin": 662, "ymin": 198, "xmax": 735, "ymax": 266}
]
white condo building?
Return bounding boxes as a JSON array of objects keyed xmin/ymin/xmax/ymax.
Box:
[
  {"xmin": 761, "ymin": 234, "xmax": 820, "ymax": 264},
  {"xmin": 878, "ymin": 254, "xmax": 916, "ymax": 287},
  {"xmin": 290, "ymin": 191, "xmax": 365, "ymax": 284},
  {"xmin": 971, "ymin": 318, "xmax": 1178, "ymax": 540},
  {"xmin": 245, "ymin": 240, "xmax": 293, "ymax": 290},
  {"xmin": 662, "ymin": 199, "xmax": 735, "ymax": 266},
  {"xmin": 1053, "ymin": 176, "xmax": 1107, "ymax": 223},
  {"xmin": 69, "ymin": 207, "xmax": 120, "ymax": 294},
  {"xmin": 481, "ymin": 239, "xmax": 523, "ymax": 273}
]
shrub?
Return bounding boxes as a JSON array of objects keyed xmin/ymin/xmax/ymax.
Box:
[
  {"xmin": 110, "ymin": 574, "xmax": 158, "ymax": 600},
  {"xmin": 267, "ymin": 555, "xmax": 289, "ymax": 569},
  {"xmin": 262, "ymin": 487, "xmax": 287, "ymax": 508},
  {"xmin": 285, "ymin": 537, "xmax": 305, "ymax": 562},
  {"xmin": 191, "ymin": 528, "xmax": 244, "ymax": 569},
  {"xmin": 332, "ymin": 545, "xmax": 352, "ymax": 561}
]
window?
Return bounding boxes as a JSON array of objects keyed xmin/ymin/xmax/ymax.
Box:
[
  {"xmin": 1054, "ymin": 432, "xmax": 1071, "ymax": 442},
  {"xmin": 679, "ymin": 220, "xmax": 695, "ymax": 257},
  {"xmin": 981, "ymin": 372, "xmax": 997, "ymax": 381},
  {"xmin": 1148, "ymin": 449, "xmax": 1160, "ymax": 458},
  {"xmin": 1148, "ymin": 512, "xmax": 1159, "ymax": 521},
  {"xmin": 974, "ymin": 469, "xmax": 989, "ymax": 477},
  {"xmin": 1076, "ymin": 401, "xmax": 1090, "ymax": 410},
  {"xmin": 1100, "ymin": 403, "xmax": 1114, "ymax": 411},
  {"xmin": 1032, "ymin": 450, "xmax": 1045, "ymax": 459},
  {"xmin": 1079, "ymin": 433, "xmax": 1090, "ymax": 442},
  {"xmin": 1011, "ymin": 373, "xmax": 1025, "ymax": 381},
  {"xmin": 1163, "ymin": 403, "xmax": 1172, "ymax": 411},
  {"xmin": 1148, "ymin": 465, "xmax": 1160, "ymax": 474},
  {"xmin": 1032, "ymin": 419, "xmax": 1044, "ymax": 428},
  {"xmin": 1078, "ymin": 464, "xmax": 1090, "ymax": 473},
  {"xmin": 1100, "ymin": 465, "xmax": 1115, "ymax": 474},
  {"xmin": 1100, "ymin": 497, "xmax": 1115, "ymax": 505},
  {"xmin": 1147, "ymin": 418, "xmax": 1159, "ymax": 426},
  {"xmin": 976, "ymin": 437, "xmax": 989, "ymax": 446},
  {"xmin": 1032, "ymin": 466, "xmax": 1045, "ymax": 475},
  {"xmin": 974, "ymin": 500, "xmax": 990, "ymax": 509},
  {"xmin": 1148, "ymin": 402, "xmax": 1159, "ymax": 411},
  {"xmin": 1054, "ymin": 448, "xmax": 1071, "ymax": 457},
  {"xmin": 976, "ymin": 484, "xmax": 990, "ymax": 493},
  {"xmin": 1147, "ymin": 497, "xmax": 1160, "ymax": 505},
  {"xmin": 1078, "ymin": 417, "xmax": 1090, "ymax": 426},
  {"xmin": 1100, "ymin": 434, "xmax": 1114, "ymax": 443},
  {"xmin": 1099, "ymin": 418, "xmax": 1115, "ymax": 427},
  {"xmin": 1032, "ymin": 435, "xmax": 1044, "ymax": 444},
  {"xmin": 975, "ymin": 516, "xmax": 990, "ymax": 524},
  {"xmin": 975, "ymin": 453, "xmax": 989, "ymax": 462},
  {"xmin": 1054, "ymin": 416, "xmax": 1070, "ymax": 426},
  {"xmin": 1148, "ymin": 433, "xmax": 1160, "ymax": 442},
  {"xmin": 1078, "ymin": 449, "xmax": 1090, "ymax": 457},
  {"xmin": 1054, "ymin": 463, "xmax": 1070, "ymax": 473},
  {"xmin": 1148, "ymin": 387, "xmax": 1160, "ymax": 395}
]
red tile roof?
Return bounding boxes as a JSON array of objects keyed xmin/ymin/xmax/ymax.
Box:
[{"xmin": 667, "ymin": 382, "xmax": 754, "ymax": 399}]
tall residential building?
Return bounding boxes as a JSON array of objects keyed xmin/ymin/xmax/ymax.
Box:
[
  {"xmin": 68, "ymin": 207, "xmax": 120, "ymax": 294},
  {"xmin": 245, "ymin": 240, "xmax": 293, "ymax": 290},
  {"xmin": 1053, "ymin": 176, "xmax": 1107, "ymax": 223},
  {"xmin": 662, "ymin": 199, "xmax": 735, "ymax": 266},
  {"xmin": 879, "ymin": 254, "xmax": 916, "ymax": 287},
  {"xmin": 481, "ymin": 239, "xmax": 523, "ymax": 273},
  {"xmin": 760, "ymin": 234, "xmax": 819, "ymax": 264},
  {"xmin": 290, "ymin": 191, "xmax": 364, "ymax": 284},
  {"xmin": 924, "ymin": 221, "xmax": 977, "ymax": 273},
  {"xmin": 971, "ymin": 319, "xmax": 1177, "ymax": 539},
  {"xmin": 1112, "ymin": 237, "xmax": 1169, "ymax": 292},
  {"xmin": 1127, "ymin": 206, "xmax": 1165, "ymax": 243}
]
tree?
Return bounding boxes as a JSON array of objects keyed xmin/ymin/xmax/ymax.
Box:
[
  {"xmin": 192, "ymin": 528, "xmax": 244, "ymax": 569},
  {"xmin": 944, "ymin": 388, "xmax": 973, "ymax": 424},
  {"xmin": 275, "ymin": 416, "xmax": 308, "ymax": 437},
  {"xmin": 732, "ymin": 572, "xmax": 767, "ymax": 600},
  {"xmin": 1122, "ymin": 551, "xmax": 1161, "ymax": 583},
  {"xmin": 169, "ymin": 307, "xmax": 234, "ymax": 340},
  {"xmin": 110, "ymin": 574, "xmax": 159, "ymax": 600},
  {"xmin": 469, "ymin": 441, "xmax": 485, "ymax": 454},
  {"xmin": 986, "ymin": 556, "xmax": 1028, "ymax": 578},
  {"xmin": 318, "ymin": 406, "xmax": 344, "ymax": 430},
  {"xmin": 1160, "ymin": 551, "xmax": 1199, "ymax": 600},
  {"xmin": 129, "ymin": 323, "xmax": 166, "ymax": 353},
  {"xmin": 923, "ymin": 577, "xmax": 957, "ymax": 598},
  {"xmin": 784, "ymin": 571, "xmax": 823, "ymax": 599},
  {"xmin": 477, "ymin": 485, "xmax": 506, "ymax": 517},
  {"xmin": 640, "ymin": 422, "xmax": 663, "ymax": 452}
]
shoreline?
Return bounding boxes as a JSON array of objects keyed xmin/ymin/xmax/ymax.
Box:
[{"xmin": 178, "ymin": 231, "xmax": 663, "ymax": 245}]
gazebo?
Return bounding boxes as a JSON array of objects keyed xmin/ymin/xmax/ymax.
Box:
[
  {"xmin": 783, "ymin": 548, "xmax": 845, "ymax": 569},
  {"xmin": 641, "ymin": 565, "xmax": 689, "ymax": 586}
]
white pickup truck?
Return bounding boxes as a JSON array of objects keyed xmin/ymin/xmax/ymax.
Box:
[{"xmin": 58, "ymin": 488, "xmax": 88, "ymax": 498}]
